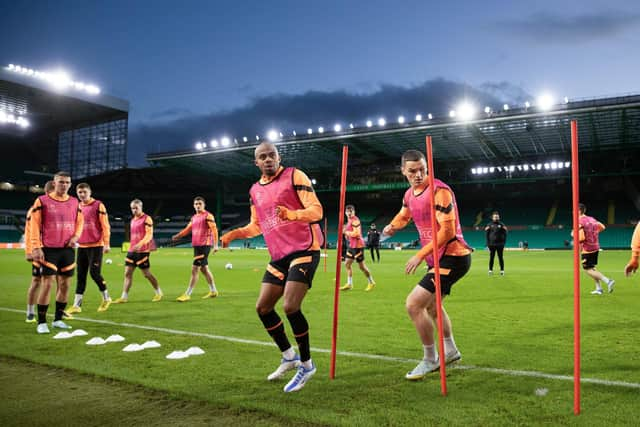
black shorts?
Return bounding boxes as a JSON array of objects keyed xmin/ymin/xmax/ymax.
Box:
[
  {"xmin": 42, "ymin": 247, "xmax": 76, "ymax": 276},
  {"xmin": 346, "ymin": 247, "xmax": 365, "ymax": 263},
  {"xmin": 31, "ymin": 261, "xmax": 42, "ymax": 277},
  {"xmin": 581, "ymin": 252, "xmax": 598, "ymax": 270},
  {"xmin": 418, "ymin": 254, "xmax": 471, "ymax": 296},
  {"xmin": 193, "ymin": 246, "xmax": 211, "ymax": 266},
  {"xmin": 125, "ymin": 252, "xmax": 151, "ymax": 269},
  {"xmin": 262, "ymin": 250, "xmax": 320, "ymax": 288},
  {"xmin": 77, "ymin": 246, "xmax": 104, "ymax": 267}
]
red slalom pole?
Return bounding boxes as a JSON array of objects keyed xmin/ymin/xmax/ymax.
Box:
[
  {"xmin": 426, "ymin": 135, "xmax": 447, "ymax": 396},
  {"xmin": 570, "ymin": 120, "xmax": 581, "ymax": 415},
  {"xmin": 323, "ymin": 217, "xmax": 328, "ymax": 272},
  {"xmin": 330, "ymin": 145, "xmax": 349, "ymax": 379}
]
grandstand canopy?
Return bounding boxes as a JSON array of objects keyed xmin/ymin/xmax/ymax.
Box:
[{"xmin": 148, "ymin": 94, "xmax": 640, "ymax": 184}]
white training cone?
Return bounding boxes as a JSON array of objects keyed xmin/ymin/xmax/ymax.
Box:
[
  {"xmin": 122, "ymin": 344, "xmax": 144, "ymax": 352},
  {"xmin": 141, "ymin": 340, "xmax": 161, "ymax": 349},
  {"xmin": 166, "ymin": 351, "xmax": 189, "ymax": 360},
  {"xmin": 105, "ymin": 334, "xmax": 125, "ymax": 343},
  {"xmin": 185, "ymin": 346, "xmax": 205, "ymax": 356},
  {"xmin": 53, "ymin": 332, "xmax": 73, "ymax": 339},
  {"xmin": 71, "ymin": 329, "xmax": 88, "ymax": 337},
  {"xmin": 86, "ymin": 337, "xmax": 106, "ymax": 345}
]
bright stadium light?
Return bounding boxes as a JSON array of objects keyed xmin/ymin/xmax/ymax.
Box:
[
  {"xmin": 267, "ymin": 130, "xmax": 278, "ymax": 141},
  {"xmin": 449, "ymin": 110, "xmax": 456, "ymax": 118},
  {"xmin": 311, "ymin": 178, "xmax": 317, "ymax": 185},
  {"xmin": 550, "ymin": 161, "xmax": 558, "ymax": 169},
  {"xmin": 334, "ymin": 124, "xmax": 342, "ymax": 132},
  {"xmin": 508, "ymin": 165, "xmax": 515, "ymax": 172},
  {"xmin": 292, "ymin": 130, "xmax": 297, "ymax": 136},
  {"xmin": 503, "ymin": 104, "xmax": 510, "ymax": 111},
  {"xmin": 195, "ymin": 142, "xmax": 203, "ymax": 150},
  {"xmin": 525, "ymin": 101, "xmax": 531, "ymax": 108},
  {"xmin": 6, "ymin": 63, "xmax": 102, "ymax": 95},
  {"xmin": 255, "ymin": 135, "xmax": 260, "ymax": 141},
  {"xmin": 563, "ymin": 96, "xmax": 569, "ymax": 104},
  {"xmin": 307, "ymin": 128, "xmax": 313, "ymax": 135},
  {"xmin": 489, "ymin": 167, "xmax": 495, "ymax": 173},
  {"xmin": 210, "ymin": 139, "xmax": 218, "ymax": 148},
  {"xmin": 415, "ymin": 114, "xmax": 422, "ymax": 121},
  {"xmin": 427, "ymin": 113, "xmax": 433, "ymax": 120},
  {"xmin": 349, "ymin": 123, "xmax": 354, "ymax": 129},
  {"xmin": 457, "ymin": 102, "xmax": 475, "ymax": 121},
  {"xmin": 242, "ymin": 136, "xmax": 248, "ymax": 142},
  {"xmin": 482, "ymin": 167, "xmax": 489, "ymax": 174},
  {"xmin": 397, "ymin": 115, "xmax": 405, "ymax": 124},
  {"xmin": 523, "ymin": 164, "xmax": 529, "ymax": 171},
  {"xmin": 279, "ymin": 132, "xmax": 283, "ymax": 138},
  {"xmin": 544, "ymin": 163, "xmax": 550, "ymax": 169},
  {"xmin": 471, "ymin": 168, "xmax": 477, "ymax": 174},
  {"xmin": 366, "ymin": 120, "xmax": 373, "ymax": 128},
  {"xmin": 377, "ymin": 118, "xmax": 386, "ymax": 127},
  {"xmin": 537, "ymin": 93, "xmax": 554, "ymax": 111},
  {"xmin": 221, "ymin": 137, "xmax": 230, "ymax": 147},
  {"xmin": 484, "ymin": 106, "xmax": 491, "ymax": 114},
  {"xmin": 318, "ymin": 126, "xmax": 324, "ymax": 134},
  {"xmin": 564, "ymin": 161, "xmax": 570, "ymax": 168}
]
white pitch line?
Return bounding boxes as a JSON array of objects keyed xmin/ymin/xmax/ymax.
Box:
[{"xmin": 2, "ymin": 306, "xmax": 639, "ymax": 390}]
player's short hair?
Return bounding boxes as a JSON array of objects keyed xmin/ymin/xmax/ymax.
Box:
[
  {"xmin": 345, "ymin": 204, "xmax": 355, "ymax": 212},
  {"xmin": 54, "ymin": 171, "xmax": 71, "ymax": 179},
  {"xmin": 43, "ymin": 180, "xmax": 54, "ymax": 193},
  {"xmin": 578, "ymin": 203, "xmax": 586, "ymax": 214},
  {"xmin": 76, "ymin": 182, "xmax": 91, "ymax": 191},
  {"xmin": 131, "ymin": 199, "xmax": 143, "ymax": 207},
  {"xmin": 193, "ymin": 196, "xmax": 205, "ymax": 203},
  {"xmin": 492, "ymin": 211, "xmax": 500, "ymax": 216},
  {"xmin": 401, "ymin": 150, "xmax": 426, "ymax": 167}
]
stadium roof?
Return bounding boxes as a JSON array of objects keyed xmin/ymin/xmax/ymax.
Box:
[
  {"xmin": 0, "ymin": 66, "xmax": 129, "ymax": 138},
  {"xmin": 147, "ymin": 94, "xmax": 640, "ymax": 181}
]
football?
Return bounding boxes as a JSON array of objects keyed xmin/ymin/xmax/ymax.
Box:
[
  {"xmin": 105, "ymin": 258, "xmax": 113, "ymax": 264},
  {"xmin": 225, "ymin": 263, "xmax": 233, "ymax": 270}
]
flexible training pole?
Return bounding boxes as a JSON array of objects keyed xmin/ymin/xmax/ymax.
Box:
[
  {"xmin": 570, "ymin": 120, "xmax": 581, "ymax": 415},
  {"xmin": 323, "ymin": 217, "xmax": 328, "ymax": 272},
  {"xmin": 330, "ymin": 145, "xmax": 349, "ymax": 379},
  {"xmin": 426, "ymin": 135, "xmax": 447, "ymax": 396}
]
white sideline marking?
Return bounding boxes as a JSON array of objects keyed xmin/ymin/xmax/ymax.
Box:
[{"xmin": 3, "ymin": 306, "xmax": 639, "ymax": 390}]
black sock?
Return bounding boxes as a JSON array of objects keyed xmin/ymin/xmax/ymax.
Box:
[
  {"xmin": 54, "ymin": 301, "xmax": 67, "ymax": 321},
  {"xmin": 37, "ymin": 304, "xmax": 48, "ymax": 324},
  {"xmin": 287, "ymin": 310, "xmax": 310, "ymax": 362},
  {"xmin": 258, "ymin": 310, "xmax": 291, "ymax": 352}
]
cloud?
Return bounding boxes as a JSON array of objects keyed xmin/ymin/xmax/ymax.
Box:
[
  {"xmin": 496, "ymin": 11, "xmax": 640, "ymax": 43},
  {"xmin": 148, "ymin": 107, "xmax": 194, "ymax": 120},
  {"xmin": 128, "ymin": 79, "xmax": 531, "ymax": 166}
]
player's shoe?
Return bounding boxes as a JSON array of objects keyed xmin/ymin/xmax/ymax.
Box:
[
  {"xmin": 405, "ymin": 359, "xmax": 440, "ymax": 380},
  {"xmin": 151, "ymin": 293, "xmax": 163, "ymax": 302},
  {"xmin": 112, "ymin": 297, "xmax": 128, "ymax": 304},
  {"xmin": 500, "ymin": 271, "xmax": 505, "ymax": 276},
  {"xmin": 97, "ymin": 298, "xmax": 112, "ymax": 312},
  {"xmin": 445, "ymin": 350, "xmax": 462, "ymax": 365},
  {"xmin": 267, "ymin": 355, "xmax": 301, "ymax": 381},
  {"xmin": 52, "ymin": 320, "xmax": 72, "ymax": 330},
  {"xmin": 365, "ymin": 282, "xmax": 375, "ymax": 292},
  {"xmin": 340, "ymin": 284, "xmax": 353, "ymax": 291},
  {"xmin": 283, "ymin": 363, "xmax": 316, "ymax": 392},
  {"xmin": 607, "ymin": 279, "xmax": 615, "ymax": 293},
  {"xmin": 66, "ymin": 306, "xmax": 82, "ymax": 314},
  {"xmin": 62, "ymin": 311, "xmax": 74, "ymax": 320},
  {"xmin": 202, "ymin": 291, "xmax": 219, "ymax": 299},
  {"xmin": 488, "ymin": 270, "xmax": 493, "ymax": 276},
  {"xmin": 25, "ymin": 314, "xmax": 36, "ymax": 323},
  {"xmin": 176, "ymin": 294, "xmax": 191, "ymax": 302},
  {"xmin": 591, "ymin": 289, "xmax": 603, "ymax": 295},
  {"xmin": 36, "ymin": 323, "xmax": 50, "ymax": 334}
]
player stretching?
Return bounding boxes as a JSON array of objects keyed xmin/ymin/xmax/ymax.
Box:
[{"xmin": 340, "ymin": 205, "xmax": 376, "ymax": 291}]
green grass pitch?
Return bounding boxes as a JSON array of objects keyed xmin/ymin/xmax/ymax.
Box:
[{"xmin": 1, "ymin": 248, "xmax": 638, "ymax": 426}]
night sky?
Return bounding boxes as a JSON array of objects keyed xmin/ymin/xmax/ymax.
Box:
[{"xmin": 2, "ymin": 0, "xmax": 639, "ymax": 165}]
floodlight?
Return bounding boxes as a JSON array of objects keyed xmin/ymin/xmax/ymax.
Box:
[
  {"xmin": 457, "ymin": 102, "xmax": 475, "ymax": 120},
  {"xmin": 537, "ymin": 93, "xmax": 554, "ymax": 111},
  {"xmin": 484, "ymin": 106, "xmax": 491, "ymax": 114},
  {"xmin": 449, "ymin": 110, "xmax": 456, "ymax": 118},
  {"xmin": 267, "ymin": 130, "xmax": 278, "ymax": 141},
  {"xmin": 307, "ymin": 128, "xmax": 313, "ymax": 134},
  {"xmin": 334, "ymin": 124, "xmax": 342, "ymax": 132},
  {"xmin": 221, "ymin": 137, "xmax": 230, "ymax": 147},
  {"xmin": 503, "ymin": 104, "xmax": 509, "ymax": 111},
  {"xmin": 366, "ymin": 120, "xmax": 373, "ymax": 127},
  {"xmin": 427, "ymin": 113, "xmax": 433, "ymax": 120},
  {"xmin": 415, "ymin": 114, "xmax": 422, "ymax": 121},
  {"xmin": 377, "ymin": 118, "xmax": 386, "ymax": 126},
  {"xmin": 397, "ymin": 116, "xmax": 405, "ymax": 124},
  {"xmin": 318, "ymin": 126, "xmax": 324, "ymax": 134},
  {"xmin": 210, "ymin": 139, "xmax": 218, "ymax": 148}
]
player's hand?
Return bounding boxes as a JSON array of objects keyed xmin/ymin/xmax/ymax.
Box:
[
  {"xmin": 103, "ymin": 245, "xmax": 111, "ymax": 254},
  {"xmin": 220, "ymin": 233, "xmax": 232, "ymax": 248},
  {"xmin": 276, "ymin": 206, "xmax": 297, "ymax": 221},
  {"xmin": 405, "ymin": 255, "xmax": 423, "ymax": 275},
  {"xmin": 31, "ymin": 248, "xmax": 44, "ymax": 262},
  {"xmin": 383, "ymin": 224, "xmax": 395, "ymax": 237},
  {"xmin": 67, "ymin": 236, "xmax": 79, "ymax": 247},
  {"xmin": 132, "ymin": 243, "xmax": 141, "ymax": 251},
  {"xmin": 171, "ymin": 234, "xmax": 179, "ymax": 241},
  {"xmin": 25, "ymin": 253, "xmax": 33, "ymax": 261},
  {"xmin": 625, "ymin": 259, "xmax": 638, "ymax": 277}
]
